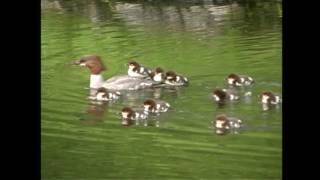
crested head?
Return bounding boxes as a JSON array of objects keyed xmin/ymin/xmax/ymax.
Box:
[
  {"xmin": 213, "ymin": 89, "xmax": 227, "ymax": 100},
  {"xmin": 166, "ymin": 71, "xmax": 177, "ymax": 80},
  {"xmin": 96, "ymin": 87, "xmax": 108, "ymax": 94},
  {"xmin": 155, "ymin": 67, "xmax": 164, "ymax": 73},
  {"xmin": 143, "ymin": 99, "xmax": 156, "ymax": 111},
  {"xmin": 95, "ymin": 87, "xmax": 108, "ymax": 99},
  {"xmin": 261, "ymin": 91, "xmax": 276, "ymax": 103},
  {"xmin": 73, "ymin": 55, "xmax": 106, "ymax": 74},
  {"xmin": 151, "ymin": 67, "xmax": 165, "ymax": 82},
  {"xmin": 128, "ymin": 61, "xmax": 140, "ymax": 70},
  {"xmin": 215, "ymin": 114, "xmax": 229, "ymax": 129},
  {"xmin": 122, "ymin": 107, "xmax": 134, "ymax": 118},
  {"xmin": 227, "ymin": 73, "xmax": 241, "ymax": 84}
]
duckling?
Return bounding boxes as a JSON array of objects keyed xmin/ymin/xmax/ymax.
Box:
[
  {"xmin": 226, "ymin": 73, "xmax": 254, "ymax": 86},
  {"xmin": 150, "ymin": 67, "xmax": 165, "ymax": 83},
  {"xmin": 260, "ymin": 91, "xmax": 282, "ymax": 105},
  {"xmin": 127, "ymin": 61, "xmax": 152, "ymax": 78},
  {"xmin": 165, "ymin": 71, "xmax": 188, "ymax": 86},
  {"xmin": 89, "ymin": 87, "xmax": 121, "ymax": 101},
  {"xmin": 121, "ymin": 107, "xmax": 148, "ymax": 126},
  {"xmin": 213, "ymin": 114, "xmax": 242, "ymax": 135},
  {"xmin": 143, "ymin": 99, "xmax": 170, "ymax": 113},
  {"xmin": 212, "ymin": 88, "xmax": 240, "ymax": 102}
]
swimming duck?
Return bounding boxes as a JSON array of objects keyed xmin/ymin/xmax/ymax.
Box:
[
  {"xmin": 165, "ymin": 71, "xmax": 188, "ymax": 86},
  {"xmin": 214, "ymin": 114, "xmax": 242, "ymax": 135},
  {"xmin": 127, "ymin": 61, "xmax": 152, "ymax": 78},
  {"xmin": 150, "ymin": 67, "xmax": 166, "ymax": 83},
  {"xmin": 121, "ymin": 107, "xmax": 148, "ymax": 126},
  {"xmin": 226, "ymin": 73, "xmax": 254, "ymax": 86},
  {"xmin": 260, "ymin": 91, "xmax": 282, "ymax": 105},
  {"xmin": 143, "ymin": 99, "xmax": 170, "ymax": 113},
  {"xmin": 72, "ymin": 55, "xmax": 156, "ymax": 90},
  {"xmin": 212, "ymin": 88, "xmax": 240, "ymax": 102},
  {"xmin": 89, "ymin": 87, "xmax": 121, "ymax": 101}
]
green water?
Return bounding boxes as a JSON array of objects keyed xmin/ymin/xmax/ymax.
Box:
[{"xmin": 41, "ymin": 0, "xmax": 282, "ymax": 179}]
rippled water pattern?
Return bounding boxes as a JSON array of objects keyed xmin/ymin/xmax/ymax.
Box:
[{"xmin": 42, "ymin": 0, "xmax": 282, "ymax": 179}]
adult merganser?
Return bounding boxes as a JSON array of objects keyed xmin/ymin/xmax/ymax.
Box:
[
  {"xmin": 127, "ymin": 61, "xmax": 152, "ymax": 78},
  {"xmin": 121, "ymin": 107, "xmax": 148, "ymax": 126},
  {"xmin": 212, "ymin": 88, "xmax": 240, "ymax": 102},
  {"xmin": 226, "ymin": 73, "xmax": 254, "ymax": 86},
  {"xmin": 143, "ymin": 99, "xmax": 170, "ymax": 113},
  {"xmin": 260, "ymin": 91, "xmax": 282, "ymax": 105},
  {"xmin": 72, "ymin": 55, "xmax": 156, "ymax": 90},
  {"xmin": 165, "ymin": 71, "xmax": 188, "ymax": 86}
]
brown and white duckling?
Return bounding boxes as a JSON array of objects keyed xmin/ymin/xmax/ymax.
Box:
[
  {"xmin": 260, "ymin": 91, "xmax": 282, "ymax": 105},
  {"xmin": 226, "ymin": 73, "xmax": 254, "ymax": 86},
  {"xmin": 90, "ymin": 87, "xmax": 121, "ymax": 101},
  {"xmin": 128, "ymin": 61, "xmax": 152, "ymax": 78},
  {"xmin": 121, "ymin": 107, "xmax": 148, "ymax": 126},
  {"xmin": 214, "ymin": 114, "xmax": 242, "ymax": 130},
  {"xmin": 165, "ymin": 71, "xmax": 188, "ymax": 86},
  {"xmin": 212, "ymin": 88, "xmax": 240, "ymax": 102},
  {"xmin": 143, "ymin": 99, "xmax": 170, "ymax": 113},
  {"xmin": 150, "ymin": 67, "xmax": 165, "ymax": 83}
]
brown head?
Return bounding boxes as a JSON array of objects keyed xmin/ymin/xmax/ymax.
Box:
[
  {"xmin": 95, "ymin": 87, "xmax": 108, "ymax": 98},
  {"xmin": 128, "ymin": 61, "xmax": 140, "ymax": 71},
  {"xmin": 155, "ymin": 67, "xmax": 164, "ymax": 74},
  {"xmin": 261, "ymin": 91, "xmax": 276, "ymax": 103},
  {"xmin": 213, "ymin": 89, "xmax": 227, "ymax": 101},
  {"xmin": 215, "ymin": 114, "xmax": 229, "ymax": 129},
  {"xmin": 121, "ymin": 107, "xmax": 135, "ymax": 126},
  {"xmin": 166, "ymin": 71, "xmax": 177, "ymax": 81},
  {"xmin": 227, "ymin": 73, "xmax": 241, "ymax": 85},
  {"xmin": 150, "ymin": 67, "xmax": 165, "ymax": 81},
  {"xmin": 72, "ymin": 55, "xmax": 106, "ymax": 75},
  {"xmin": 143, "ymin": 99, "xmax": 156, "ymax": 111}
]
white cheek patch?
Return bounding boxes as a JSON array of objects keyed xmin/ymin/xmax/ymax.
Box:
[
  {"xmin": 144, "ymin": 105, "xmax": 150, "ymax": 111},
  {"xmin": 139, "ymin": 67, "xmax": 144, "ymax": 73},
  {"xmin": 122, "ymin": 112, "xmax": 129, "ymax": 118},
  {"xmin": 262, "ymin": 95, "xmax": 269, "ymax": 103},
  {"xmin": 216, "ymin": 121, "xmax": 224, "ymax": 128},
  {"xmin": 229, "ymin": 94, "xmax": 235, "ymax": 100},
  {"xmin": 128, "ymin": 65, "xmax": 135, "ymax": 70},
  {"xmin": 176, "ymin": 76, "xmax": 180, "ymax": 82},
  {"xmin": 240, "ymin": 77, "xmax": 245, "ymax": 83},
  {"xmin": 275, "ymin": 96, "xmax": 281, "ymax": 103},
  {"xmin": 96, "ymin": 93, "xmax": 105, "ymax": 100},
  {"xmin": 213, "ymin": 95, "xmax": 220, "ymax": 101},
  {"xmin": 154, "ymin": 73, "xmax": 163, "ymax": 82},
  {"xmin": 167, "ymin": 76, "xmax": 174, "ymax": 80},
  {"xmin": 156, "ymin": 104, "xmax": 161, "ymax": 109},
  {"xmin": 228, "ymin": 78, "xmax": 234, "ymax": 84},
  {"xmin": 80, "ymin": 63, "xmax": 86, "ymax": 66}
]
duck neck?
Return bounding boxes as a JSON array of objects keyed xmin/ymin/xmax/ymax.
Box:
[{"xmin": 90, "ymin": 74, "xmax": 104, "ymax": 89}]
